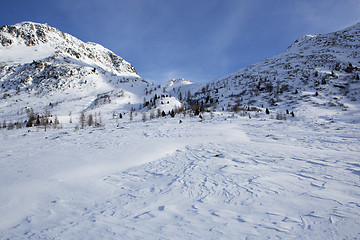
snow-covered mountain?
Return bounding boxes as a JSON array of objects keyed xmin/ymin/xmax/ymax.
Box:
[
  {"xmin": 190, "ymin": 22, "xmax": 360, "ymax": 118},
  {"xmin": 2, "ymin": 21, "xmax": 360, "ymax": 124},
  {"xmin": 0, "ymin": 21, "xmax": 138, "ymax": 76},
  {"xmin": 0, "ymin": 22, "xmax": 149, "ymax": 121},
  {"xmin": 163, "ymin": 78, "xmax": 193, "ymax": 89}
]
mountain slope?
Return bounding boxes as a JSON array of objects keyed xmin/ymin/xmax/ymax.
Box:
[
  {"xmin": 190, "ymin": 22, "xmax": 360, "ymax": 119},
  {"xmin": 0, "ymin": 21, "xmax": 138, "ymax": 75},
  {"xmin": 0, "ymin": 22, "xmax": 148, "ymax": 121}
]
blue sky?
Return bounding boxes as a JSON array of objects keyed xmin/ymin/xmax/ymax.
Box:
[{"xmin": 1, "ymin": 0, "xmax": 360, "ymax": 83}]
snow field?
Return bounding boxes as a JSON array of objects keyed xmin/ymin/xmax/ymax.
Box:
[{"xmin": 0, "ymin": 114, "xmax": 359, "ymax": 239}]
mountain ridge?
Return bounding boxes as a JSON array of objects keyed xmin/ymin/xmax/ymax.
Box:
[
  {"xmin": 0, "ymin": 21, "xmax": 139, "ymax": 77},
  {"xmin": 0, "ymin": 22, "xmax": 150, "ymax": 122},
  {"xmin": 188, "ymin": 21, "xmax": 360, "ymax": 118},
  {"xmin": 0, "ymin": 21, "xmax": 359, "ymax": 126}
]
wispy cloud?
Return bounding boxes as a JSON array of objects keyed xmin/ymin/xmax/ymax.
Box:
[
  {"xmin": 4, "ymin": 0, "xmax": 359, "ymax": 84},
  {"xmin": 204, "ymin": 1, "xmax": 254, "ymax": 71},
  {"xmin": 294, "ymin": 0, "xmax": 360, "ymax": 33}
]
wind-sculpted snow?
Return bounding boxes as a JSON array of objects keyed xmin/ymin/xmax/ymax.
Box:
[{"xmin": 0, "ymin": 115, "xmax": 359, "ymax": 239}]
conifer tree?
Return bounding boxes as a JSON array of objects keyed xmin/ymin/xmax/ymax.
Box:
[
  {"xmin": 80, "ymin": 111, "xmax": 86, "ymax": 129},
  {"xmin": 88, "ymin": 114, "xmax": 94, "ymax": 126}
]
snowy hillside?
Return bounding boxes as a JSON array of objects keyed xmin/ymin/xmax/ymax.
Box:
[
  {"xmin": 189, "ymin": 22, "xmax": 360, "ymax": 121},
  {"xmin": 0, "ymin": 22, "xmax": 153, "ymax": 124},
  {"xmin": 0, "ymin": 22, "xmax": 138, "ymax": 75}
]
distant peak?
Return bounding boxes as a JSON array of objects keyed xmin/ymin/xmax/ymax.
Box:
[
  {"xmin": 162, "ymin": 78, "xmax": 193, "ymax": 90},
  {"xmin": 166, "ymin": 78, "xmax": 192, "ymax": 86}
]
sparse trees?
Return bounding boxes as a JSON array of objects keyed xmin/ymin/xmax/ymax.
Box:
[
  {"xmin": 26, "ymin": 108, "xmax": 36, "ymax": 127},
  {"xmin": 41, "ymin": 116, "xmax": 49, "ymax": 131},
  {"xmin": 15, "ymin": 122, "xmax": 22, "ymax": 129}
]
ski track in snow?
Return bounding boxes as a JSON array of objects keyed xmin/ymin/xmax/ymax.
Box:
[{"xmin": 0, "ymin": 116, "xmax": 359, "ymax": 239}]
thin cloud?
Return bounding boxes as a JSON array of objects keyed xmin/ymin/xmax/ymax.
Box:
[{"xmin": 294, "ymin": 0, "xmax": 360, "ymax": 33}]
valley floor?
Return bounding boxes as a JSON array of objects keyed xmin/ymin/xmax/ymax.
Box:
[{"xmin": 0, "ymin": 114, "xmax": 359, "ymax": 239}]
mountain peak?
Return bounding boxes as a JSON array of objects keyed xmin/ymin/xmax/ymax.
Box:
[
  {"xmin": 0, "ymin": 21, "xmax": 61, "ymax": 47},
  {"xmin": 0, "ymin": 21, "xmax": 145, "ymax": 105},
  {"xmin": 193, "ymin": 22, "xmax": 360, "ymax": 116},
  {"xmin": 0, "ymin": 22, "xmax": 139, "ymax": 77},
  {"xmin": 164, "ymin": 78, "xmax": 193, "ymax": 88}
]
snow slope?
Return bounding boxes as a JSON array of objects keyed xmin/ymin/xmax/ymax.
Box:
[
  {"xmin": 0, "ymin": 113, "xmax": 359, "ymax": 239},
  {"xmin": 189, "ymin": 22, "xmax": 360, "ymax": 120},
  {"xmin": 0, "ymin": 22, "xmax": 151, "ymax": 124},
  {"xmin": 0, "ymin": 22, "xmax": 138, "ymax": 75}
]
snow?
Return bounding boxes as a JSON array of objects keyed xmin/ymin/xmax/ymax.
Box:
[
  {"xmin": 156, "ymin": 96, "xmax": 183, "ymax": 113},
  {"xmin": 0, "ymin": 113, "xmax": 359, "ymax": 239},
  {"xmin": 0, "ymin": 44, "xmax": 56, "ymax": 64},
  {"xmin": 1, "ymin": 21, "xmax": 360, "ymax": 239},
  {"xmin": 163, "ymin": 78, "xmax": 193, "ymax": 89}
]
